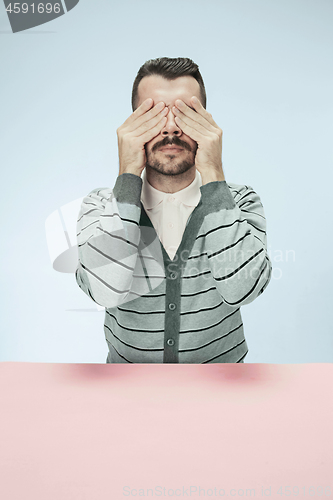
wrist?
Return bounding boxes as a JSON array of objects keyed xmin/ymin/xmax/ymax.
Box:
[
  {"xmin": 119, "ymin": 168, "xmax": 142, "ymax": 177},
  {"xmin": 200, "ymin": 169, "xmax": 225, "ymax": 185}
]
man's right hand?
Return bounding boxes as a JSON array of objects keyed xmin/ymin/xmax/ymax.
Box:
[{"xmin": 117, "ymin": 98, "xmax": 168, "ymax": 177}]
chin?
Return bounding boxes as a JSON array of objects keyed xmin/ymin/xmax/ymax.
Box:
[{"xmin": 146, "ymin": 160, "xmax": 195, "ymax": 177}]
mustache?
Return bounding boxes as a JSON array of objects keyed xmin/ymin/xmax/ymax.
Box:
[{"xmin": 152, "ymin": 136, "xmax": 193, "ymax": 153}]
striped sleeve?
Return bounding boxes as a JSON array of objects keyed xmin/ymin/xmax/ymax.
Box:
[
  {"xmin": 200, "ymin": 180, "xmax": 272, "ymax": 307},
  {"xmin": 75, "ymin": 173, "xmax": 156, "ymax": 308}
]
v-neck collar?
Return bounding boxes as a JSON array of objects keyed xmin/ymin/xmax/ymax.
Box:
[{"xmin": 139, "ymin": 196, "xmax": 205, "ymax": 267}]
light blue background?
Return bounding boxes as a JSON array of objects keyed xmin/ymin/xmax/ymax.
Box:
[{"xmin": 1, "ymin": 0, "xmax": 332, "ymax": 363}]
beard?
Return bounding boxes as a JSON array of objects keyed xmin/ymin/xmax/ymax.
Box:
[
  {"xmin": 145, "ymin": 136, "xmax": 197, "ymax": 176},
  {"xmin": 146, "ymin": 155, "xmax": 195, "ymax": 176}
]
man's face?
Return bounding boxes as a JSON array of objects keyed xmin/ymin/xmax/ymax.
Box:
[{"xmin": 136, "ymin": 75, "xmax": 202, "ymax": 176}]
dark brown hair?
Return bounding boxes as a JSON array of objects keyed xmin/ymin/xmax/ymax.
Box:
[{"xmin": 131, "ymin": 57, "xmax": 206, "ymax": 111}]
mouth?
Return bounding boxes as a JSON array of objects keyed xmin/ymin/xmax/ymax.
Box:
[{"xmin": 158, "ymin": 146, "xmax": 183, "ymax": 153}]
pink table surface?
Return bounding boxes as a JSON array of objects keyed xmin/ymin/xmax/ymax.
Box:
[{"xmin": 0, "ymin": 362, "xmax": 332, "ymax": 500}]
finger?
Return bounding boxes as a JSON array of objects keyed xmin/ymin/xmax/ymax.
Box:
[
  {"xmin": 174, "ymin": 115, "xmax": 207, "ymax": 143},
  {"xmin": 191, "ymin": 96, "xmax": 220, "ymax": 128},
  {"xmin": 122, "ymin": 98, "xmax": 154, "ymax": 127},
  {"xmin": 132, "ymin": 107, "xmax": 168, "ymax": 137},
  {"xmin": 175, "ymin": 98, "xmax": 219, "ymax": 129},
  {"xmin": 127, "ymin": 102, "xmax": 167, "ymax": 133},
  {"xmin": 174, "ymin": 112, "xmax": 211, "ymax": 137},
  {"xmin": 191, "ymin": 96, "xmax": 219, "ymax": 128},
  {"xmin": 139, "ymin": 116, "xmax": 167, "ymax": 143},
  {"xmin": 173, "ymin": 102, "xmax": 217, "ymax": 134}
]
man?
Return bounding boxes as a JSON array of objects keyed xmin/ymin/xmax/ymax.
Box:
[{"xmin": 75, "ymin": 57, "xmax": 272, "ymax": 364}]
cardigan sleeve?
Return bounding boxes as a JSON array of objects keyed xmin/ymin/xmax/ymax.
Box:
[
  {"xmin": 75, "ymin": 173, "xmax": 164, "ymax": 308},
  {"xmin": 199, "ymin": 180, "xmax": 272, "ymax": 307}
]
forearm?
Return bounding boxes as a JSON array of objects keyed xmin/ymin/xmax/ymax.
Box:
[
  {"xmin": 200, "ymin": 165, "xmax": 225, "ymax": 185},
  {"xmin": 75, "ymin": 175, "xmax": 143, "ymax": 308},
  {"xmin": 200, "ymin": 181, "xmax": 272, "ymax": 307}
]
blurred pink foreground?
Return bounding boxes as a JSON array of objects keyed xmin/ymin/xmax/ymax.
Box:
[{"xmin": 0, "ymin": 362, "xmax": 332, "ymax": 499}]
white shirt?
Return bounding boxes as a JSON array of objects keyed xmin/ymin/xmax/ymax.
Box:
[{"xmin": 140, "ymin": 168, "xmax": 202, "ymax": 260}]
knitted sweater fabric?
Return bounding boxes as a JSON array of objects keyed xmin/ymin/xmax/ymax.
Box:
[{"xmin": 75, "ymin": 173, "xmax": 272, "ymax": 363}]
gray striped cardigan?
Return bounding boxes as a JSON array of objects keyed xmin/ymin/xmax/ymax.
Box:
[{"xmin": 75, "ymin": 173, "xmax": 272, "ymax": 363}]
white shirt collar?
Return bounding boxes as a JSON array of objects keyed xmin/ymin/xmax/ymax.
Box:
[{"xmin": 141, "ymin": 168, "xmax": 202, "ymax": 210}]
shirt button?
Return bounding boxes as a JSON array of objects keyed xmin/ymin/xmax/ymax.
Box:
[
  {"xmin": 168, "ymin": 303, "xmax": 176, "ymax": 310},
  {"xmin": 167, "ymin": 339, "xmax": 175, "ymax": 346},
  {"xmin": 168, "ymin": 196, "xmax": 175, "ymax": 202},
  {"xmin": 168, "ymin": 222, "xmax": 174, "ymax": 228}
]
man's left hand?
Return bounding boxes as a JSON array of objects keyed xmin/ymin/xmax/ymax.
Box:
[{"xmin": 173, "ymin": 96, "xmax": 225, "ymax": 184}]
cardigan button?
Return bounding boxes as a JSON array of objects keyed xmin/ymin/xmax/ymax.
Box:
[
  {"xmin": 167, "ymin": 339, "xmax": 175, "ymax": 346},
  {"xmin": 168, "ymin": 303, "xmax": 176, "ymax": 310}
]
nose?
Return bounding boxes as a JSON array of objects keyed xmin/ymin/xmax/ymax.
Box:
[{"xmin": 161, "ymin": 107, "xmax": 182, "ymax": 137}]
